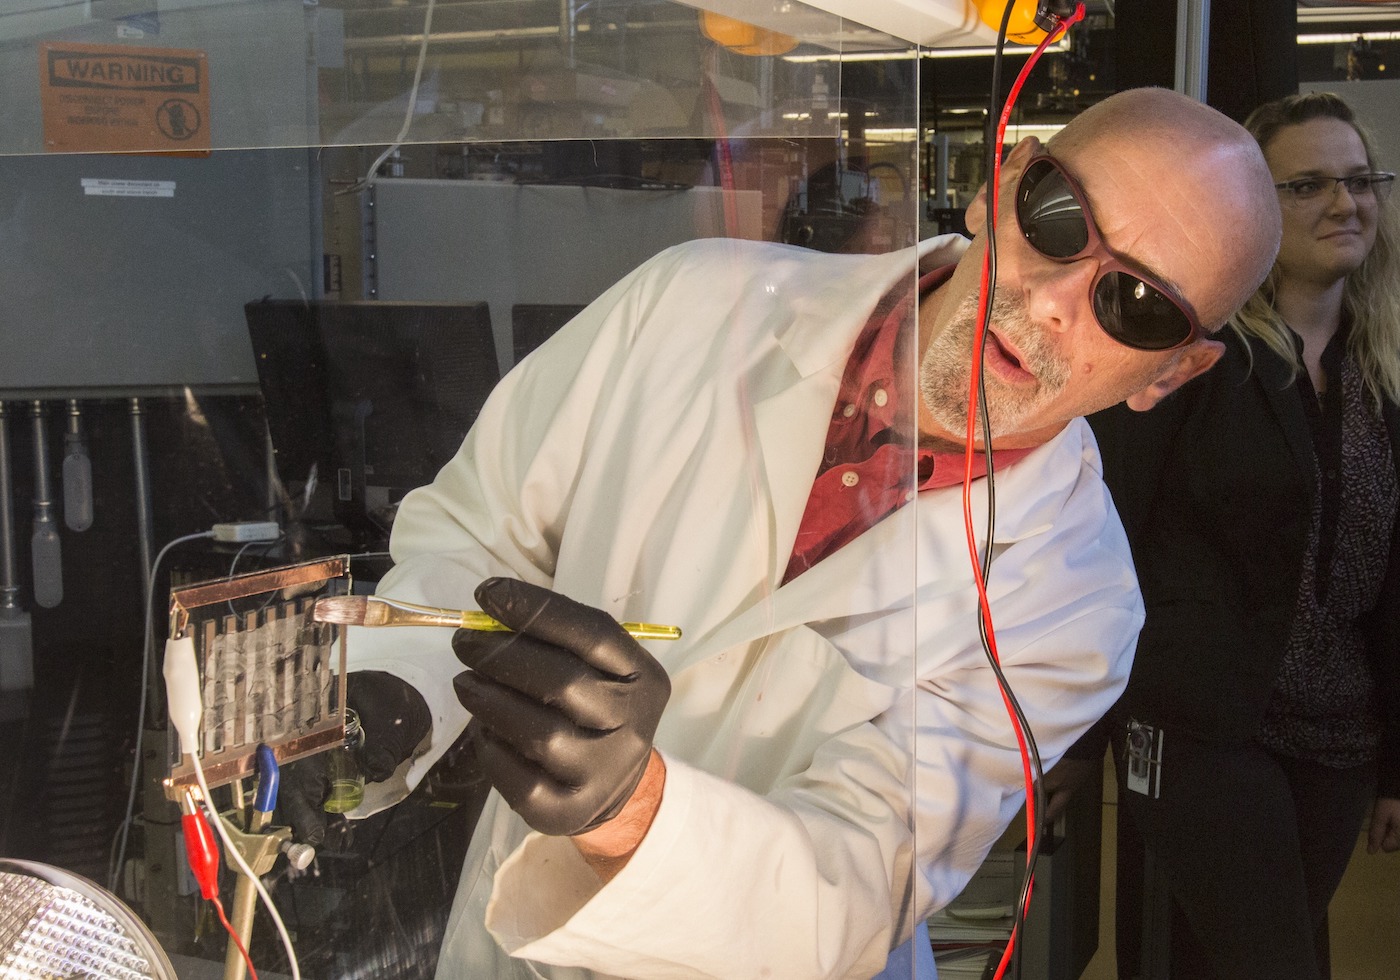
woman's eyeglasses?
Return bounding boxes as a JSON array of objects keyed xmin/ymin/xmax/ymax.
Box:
[
  {"xmin": 1015, "ymin": 155, "xmax": 1202, "ymax": 352},
  {"xmin": 1273, "ymin": 172, "xmax": 1395, "ymax": 207}
]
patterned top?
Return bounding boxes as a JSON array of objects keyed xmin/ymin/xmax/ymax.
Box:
[{"xmin": 1258, "ymin": 329, "xmax": 1398, "ymax": 767}]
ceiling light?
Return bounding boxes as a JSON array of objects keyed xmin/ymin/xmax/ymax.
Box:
[
  {"xmin": 784, "ymin": 39, "xmax": 1068, "ymax": 62},
  {"xmin": 1298, "ymin": 31, "xmax": 1400, "ymax": 44}
]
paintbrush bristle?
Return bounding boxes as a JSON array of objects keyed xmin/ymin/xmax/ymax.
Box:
[{"xmin": 312, "ymin": 595, "xmax": 385, "ymax": 626}]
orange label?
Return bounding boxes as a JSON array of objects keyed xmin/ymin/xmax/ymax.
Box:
[{"xmin": 40, "ymin": 42, "xmax": 211, "ymax": 153}]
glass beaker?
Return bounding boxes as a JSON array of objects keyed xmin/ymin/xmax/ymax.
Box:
[{"xmin": 322, "ymin": 708, "xmax": 365, "ymax": 813}]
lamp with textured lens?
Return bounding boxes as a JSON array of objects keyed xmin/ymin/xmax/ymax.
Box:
[{"xmin": 0, "ymin": 858, "xmax": 177, "ymax": 980}]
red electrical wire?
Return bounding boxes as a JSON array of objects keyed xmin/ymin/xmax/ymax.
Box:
[
  {"xmin": 183, "ymin": 803, "xmax": 261, "ymax": 980},
  {"xmin": 701, "ymin": 44, "xmax": 739, "ymax": 237},
  {"xmin": 211, "ymin": 894, "xmax": 261, "ymax": 980},
  {"xmin": 702, "ymin": 10, "xmax": 1082, "ymax": 974},
  {"xmin": 957, "ymin": 6, "xmax": 1084, "ymax": 979}
]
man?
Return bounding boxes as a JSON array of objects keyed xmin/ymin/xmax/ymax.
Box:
[{"xmin": 313, "ymin": 87, "xmax": 1280, "ymax": 978}]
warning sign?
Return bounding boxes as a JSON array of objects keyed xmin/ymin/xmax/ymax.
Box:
[{"xmin": 40, "ymin": 42, "xmax": 211, "ymax": 154}]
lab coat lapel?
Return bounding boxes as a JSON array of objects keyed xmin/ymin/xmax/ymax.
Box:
[
  {"xmin": 752, "ymin": 244, "xmax": 928, "ymax": 576},
  {"xmin": 773, "ymin": 505, "xmax": 917, "ymax": 624},
  {"xmin": 668, "ymin": 487, "xmax": 916, "ymax": 677},
  {"xmin": 751, "ymin": 378, "xmax": 836, "ymax": 582},
  {"xmin": 666, "ymin": 238, "xmax": 962, "ymax": 678},
  {"xmin": 665, "ymin": 419, "xmax": 1079, "ymax": 677}
]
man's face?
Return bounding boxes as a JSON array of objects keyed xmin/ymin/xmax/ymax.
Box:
[
  {"xmin": 919, "ymin": 287, "xmax": 1074, "ymax": 440},
  {"xmin": 917, "ymin": 132, "xmax": 1252, "ymax": 449},
  {"xmin": 918, "ymin": 268, "xmax": 1188, "ymax": 447}
]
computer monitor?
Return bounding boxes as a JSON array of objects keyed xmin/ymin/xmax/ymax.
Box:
[
  {"xmin": 511, "ymin": 303, "xmax": 585, "ymax": 366},
  {"xmin": 245, "ymin": 300, "xmax": 499, "ymax": 539}
]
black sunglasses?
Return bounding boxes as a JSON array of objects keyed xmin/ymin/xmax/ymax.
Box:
[{"xmin": 1015, "ymin": 155, "xmax": 1202, "ymax": 352}]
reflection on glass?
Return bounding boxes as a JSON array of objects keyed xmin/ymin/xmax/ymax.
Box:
[
  {"xmin": 0, "ymin": 2, "xmax": 928, "ymax": 978},
  {"xmin": 0, "ymin": 0, "xmax": 918, "ymax": 156}
]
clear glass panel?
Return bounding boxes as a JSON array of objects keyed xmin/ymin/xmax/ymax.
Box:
[
  {"xmin": 0, "ymin": 0, "xmax": 927, "ymax": 398},
  {"xmin": 3, "ymin": 0, "xmax": 1170, "ymax": 974},
  {"xmin": 0, "ymin": 2, "xmax": 938, "ymax": 978},
  {"xmin": 0, "ymin": 0, "xmax": 932, "ymax": 156}
]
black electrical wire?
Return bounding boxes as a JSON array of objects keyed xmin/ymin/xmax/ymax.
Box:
[{"xmin": 976, "ymin": 4, "xmax": 1052, "ymax": 978}]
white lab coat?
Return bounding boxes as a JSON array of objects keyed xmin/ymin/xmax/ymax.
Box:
[{"xmin": 346, "ymin": 236, "xmax": 1142, "ymax": 979}]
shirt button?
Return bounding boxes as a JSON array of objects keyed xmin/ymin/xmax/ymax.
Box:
[
  {"xmin": 842, "ymin": 403, "xmax": 856, "ymax": 418},
  {"xmin": 905, "ymin": 490, "xmax": 916, "ymax": 502},
  {"xmin": 873, "ymin": 389, "xmax": 889, "ymax": 407},
  {"xmin": 841, "ymin": 471, "xmax": 859, "ymax": 487}
]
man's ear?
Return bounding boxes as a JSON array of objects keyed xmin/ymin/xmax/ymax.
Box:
[
  {"xmin": 963, "ymin": 136, "xmax": 1042, "ymax": 234},
  {"xmin": 1125, "ymin": 338, "xmax": 1225, "ymax": 412},
  {"xmin": 964, "ymin": 182, "xmax": 989, "ymax": 233}
]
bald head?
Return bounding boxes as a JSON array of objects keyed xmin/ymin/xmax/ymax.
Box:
[
  {"xmin": 1050, "ymin": 87, "xmax": 1249, "ymax": 160},
  {"xmin": 1048, "ymin": 87, "xmax": 1282, "ymax": 328}
]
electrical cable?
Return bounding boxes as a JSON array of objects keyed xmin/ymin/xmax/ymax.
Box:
[
  {"xmin": 228, "ymin": 539, "xmax": 262, "ymax": 579},
  {"xmin": 360, "ymin": 0, "xmax": 439, "ymax": 190},
  {"xmin": 958, "ymin": 5, "xmax": 1084, "ymax": 979},
  {"xmin": 110, "ymin": 530, "xmax": 216, "ymax": 895},
  {"xmin": 211, "ymin": 894, "xmax": 260, "ymax": 980},
  {"xmin": 701, "ymin": 43, "xmax": 739, "ymax": 236},
  {"xmin": 226, "ymin": 536, "xmax": 287, "ymax": 619}
]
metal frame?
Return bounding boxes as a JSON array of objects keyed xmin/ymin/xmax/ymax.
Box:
[{"xmin": 163, "ymin": 555, "xmax": 353, "ymax": 798}]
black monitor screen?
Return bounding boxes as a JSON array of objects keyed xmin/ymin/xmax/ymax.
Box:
[
  {"xmin": 246, "ymin": 300, "xmax": 499, "ymax": 535},
  {"xmin": 511, "ymin": 303, "xmax": 585, "ymax": 366}
]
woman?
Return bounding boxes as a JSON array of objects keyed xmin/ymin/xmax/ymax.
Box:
[{"xmin": 1087, "ymin": 91, "xmax": 1400, "ymax": 979}]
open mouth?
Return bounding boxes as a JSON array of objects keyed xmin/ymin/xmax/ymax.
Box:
[{"xmin": 983, "ymin": 329, "xmax": 1036, "ymax": 384}]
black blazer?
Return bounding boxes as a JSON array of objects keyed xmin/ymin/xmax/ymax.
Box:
[{"xmin": 1085, "ymin": 326, "xmax": 1400, "ymax": 797}]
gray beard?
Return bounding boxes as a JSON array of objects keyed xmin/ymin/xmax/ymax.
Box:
[{"xmin": 919, "ymin": 291, "xmax": 1071, "ymax": 439}]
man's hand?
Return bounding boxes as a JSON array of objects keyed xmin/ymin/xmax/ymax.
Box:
[
  {"xmin": 1368, "ymin": 796, "xmax": 1400, "ymax": 854},
  {"xmin": 278, "ymin": 670, "xmax": 431, "ymax": 846},
  {"xmin": 452, "ymin": 577, "xmax": 671, "ymax": 839}
]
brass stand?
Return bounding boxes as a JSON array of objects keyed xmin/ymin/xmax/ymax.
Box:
[{"xmin": 219, "ymin": 811, "xmax": 295, "ymax": 980}]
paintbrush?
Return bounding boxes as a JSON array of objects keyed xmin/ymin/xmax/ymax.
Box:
[{"xmin": 312, "ymin": 594, "xmax": 682, "ymax": 641}]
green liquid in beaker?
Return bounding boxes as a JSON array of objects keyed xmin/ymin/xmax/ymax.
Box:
[{"xmin": 323, "ymin": 778, "xmax": 365, "ymax": 813}]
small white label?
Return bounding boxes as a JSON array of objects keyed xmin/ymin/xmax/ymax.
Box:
[{"xmin": 81, "ymin": 178, "xmax": 176, "ymax": 198}]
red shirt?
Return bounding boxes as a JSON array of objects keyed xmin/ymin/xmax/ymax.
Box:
[{"xmin": 782, "ymin": 267, "xmax": 1031, "ymax": 584}]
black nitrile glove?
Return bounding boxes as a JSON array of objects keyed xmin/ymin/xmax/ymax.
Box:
[
  {"xmin": 452, "ymin": 577, "xmax": 671, "ymax": 837},
  {"xmin": 278, "ymin": 669, "xmax": 431, "ymax": 846}
]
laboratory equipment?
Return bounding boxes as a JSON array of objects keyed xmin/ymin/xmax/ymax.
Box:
[
  {"xmin": 0, "ymin": 403, "xmax": 32, "ymax": 707},
  {"xmin": 244, "ymin": 300, "xmax": 500, "ymax": 543},
  {"xmin": 0, "ymin": 857, "xmax": 177, "ymax": 980},
  {"xmin": 28, "ymin": 402, "xmax": 61, "ymax": 609},
  {"xmin": 163, "ymin": 555, "xmax": 353, "ymax": 797},
  {"xmin": 322, "ymin": 708, "xmax": 366, "ymax": 814},
  {"xmin": 62, "ymin": 400, "xmax": 94, "ymax": 533}
]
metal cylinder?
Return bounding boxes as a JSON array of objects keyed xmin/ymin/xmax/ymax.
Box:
[
  {"xmin": 222, "ymin": 872, "xmax": 259, "ymax": 980},
  {"xmin": 29, "ymin": 401, "xmax": 62, "ymax": 609},
  {"xmin": 0, "ymin": 403, "xmax": 18, "ymax": 609},
  {"xmin": 129, "ymin": 398, "xmax": 154, "ymax": 599},
  {"xmin": 130, "ymin": 398, "xmax": 160, "ymax": 724}
]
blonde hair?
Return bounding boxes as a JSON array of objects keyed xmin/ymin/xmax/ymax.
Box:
[{"xmin": 1231, "ymin": 91, "xmax": 1400, "ymax": 407}]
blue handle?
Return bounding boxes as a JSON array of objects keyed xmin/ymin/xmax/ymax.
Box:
[{"xmin": 254, "ymin": 743, "xmax": 279, "ymax": 813}]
